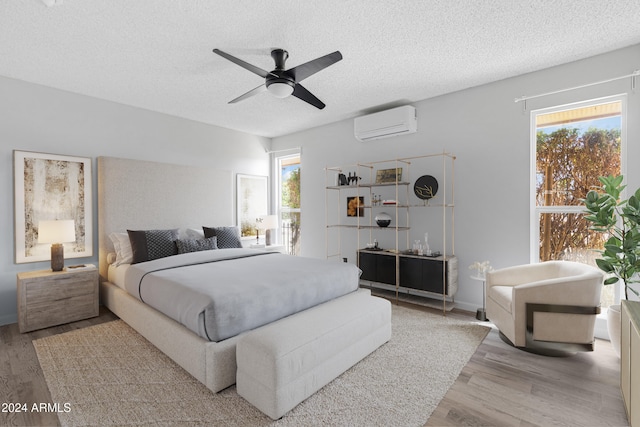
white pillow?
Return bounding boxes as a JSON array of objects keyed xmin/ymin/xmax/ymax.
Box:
[
  {"xmin": 109, "ymin": 232, "xmax": 133, "ymax": 266},
  {"xmin": 176, "ymin": 227, "xmax": 205, "ymax": 240},
  {"xmin": 185, "ymin": 228, "xmax": 205, "ymax": 239},
  {"xmin": 107, "ymin": 252, "xmax": 117, "ymax": 265}
]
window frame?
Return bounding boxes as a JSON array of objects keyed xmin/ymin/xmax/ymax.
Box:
[
  {"xmin": 529, "ymin": 94, "xmax": 627, "ymax": 304},
  {"xmin": 274, "ymin": 151, "xmax": 301, "ymax": 251}
]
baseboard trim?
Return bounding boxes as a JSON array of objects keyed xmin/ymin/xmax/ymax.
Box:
[{"xmin": 0, "ymin": 313, "xmax": 17, "ymax": 327}]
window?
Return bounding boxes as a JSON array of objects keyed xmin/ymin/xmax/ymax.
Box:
[
  {"xmin": 531, "ymin": 96, "xmax": 624, "ymax": 309},
  {"xmin": 276, "ymin": 153, "xmax": 301, "ymax": 255}
]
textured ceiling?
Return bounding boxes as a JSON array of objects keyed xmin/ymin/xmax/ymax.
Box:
[{"xmin": 1, "ymin": 1, "xmax": 640, "ymax": 138}]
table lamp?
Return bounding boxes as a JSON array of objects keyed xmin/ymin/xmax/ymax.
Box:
[
  {"xmin": 261, "ymin": 215, "xmax": 279, "ymax": 246},
  {"xmin": 38, "ymin": 219, "xmax": 76, "ymax": 271}
]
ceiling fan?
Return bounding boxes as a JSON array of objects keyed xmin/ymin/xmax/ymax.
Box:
[{"xmin": 213, "ymin": 48, "xmax": 342, "ymax": 109}]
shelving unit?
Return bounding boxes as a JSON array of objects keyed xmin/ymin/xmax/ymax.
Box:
[{"xmin": 325, "ymin": 152, "xmax": 456, "ymax": 313}]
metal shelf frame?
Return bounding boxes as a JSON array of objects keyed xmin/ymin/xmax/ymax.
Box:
[{"xmin": 325, "ymin": 151, "xmax": 456, "ymax": 314}]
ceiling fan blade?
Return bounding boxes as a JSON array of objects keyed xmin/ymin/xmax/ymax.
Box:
[
  {"xmin": 229, "ymin": 84, "xmax": 267, "ymax": 104},
  {"xmin": 287, "ymin": 51, "xmax": 342, "ymax": 82},
  {"xmin": 292, "ymin": 83, "xmax": 326, "ymax": 109},
  {"xmin": 213, "ymin": 49, "xmax": 271, "ymax": 79}
]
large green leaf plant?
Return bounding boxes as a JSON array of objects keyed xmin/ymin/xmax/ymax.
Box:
[{"xmin": 583, "ymin": 175, "xmax": 640, "ymax": 299}]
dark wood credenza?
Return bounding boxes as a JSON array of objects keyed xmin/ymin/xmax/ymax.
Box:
[{"xmin": 357, "ymin": 249, "xmax": 458, "ymax": 297}]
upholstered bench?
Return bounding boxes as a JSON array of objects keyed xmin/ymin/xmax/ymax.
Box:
[{"xmin": 236, "ymin": 288, "xmax": 392, "ymax": 420}]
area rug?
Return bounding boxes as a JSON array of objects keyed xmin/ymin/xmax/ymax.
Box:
[{"xmin": 34, "ymin": 305, "xmax": 489, "ymax": 427}]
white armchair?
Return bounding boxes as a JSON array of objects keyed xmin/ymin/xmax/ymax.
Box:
[{"xmin": 486, "ymin": 261, "xmax": 604, "ymax": 356}]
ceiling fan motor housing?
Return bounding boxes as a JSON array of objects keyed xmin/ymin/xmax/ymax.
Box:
[
  {"xmin": 265, "ymin": 49, "xmax": 296, "ymax": 97},
  {"xmin": 265, "ymin": 72, "xmax": 295, "ymax": 94}
]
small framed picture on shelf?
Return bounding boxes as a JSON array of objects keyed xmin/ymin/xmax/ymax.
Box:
[
  {"xmin": 376, "ymin": 167, "xmax": 402, "ymax": 183},
  {"xmin": 347, "ymin": 196, "xmax": 365, "ymax": 217}
]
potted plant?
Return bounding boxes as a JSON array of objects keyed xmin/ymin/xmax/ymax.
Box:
[{"xmin": 583, "ymin": 175, "xmax": 640, "ymax": 356}]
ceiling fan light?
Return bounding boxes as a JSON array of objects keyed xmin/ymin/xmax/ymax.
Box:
[{"xmin": 267, "ymin": 82, "xmax": 294, "ymax": 98}]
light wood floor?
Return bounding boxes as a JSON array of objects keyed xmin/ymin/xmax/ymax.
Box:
[
  {"xmin": 0, "ymin": 304, "xmax": 629, "ymax": 426},
  {"xmin": 0, "ymin": 307, "xmax": 118, "ymax": 427},
  {"xmin": 426, "ymin": 322, "xmax": 628, "ymax": 426}
]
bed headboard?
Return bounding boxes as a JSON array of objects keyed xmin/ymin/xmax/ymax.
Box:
[{"xmin": 97, "ymin": 156, "xmax": 233, "ymax": 279}]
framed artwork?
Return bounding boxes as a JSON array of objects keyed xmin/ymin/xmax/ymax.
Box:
[
  {"xmin": 237, "ymin": 174, "xmax": 268, "ymax": 238},
  {"xmin": 376, "ymin": 167, "xmax": 403, "ymax": 183},
  {"xmin": 14, "ymin": 150, "xmax": 93, "ymax": 263},
  {"xmin": 347, "ymin": 196, "xmax": 365, "ymax": 217}
]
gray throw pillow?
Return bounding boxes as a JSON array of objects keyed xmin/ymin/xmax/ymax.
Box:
[
  {"xmin": 176, "ymin": 237, "xmax": 218, "ymax": 254},
  {"xmin": 202, "ymin": 226, "xmax": 243, "ymax": 249},
  {"xmin": 127, "ymin": 229, "xmax": 178, "ymax": 264}
]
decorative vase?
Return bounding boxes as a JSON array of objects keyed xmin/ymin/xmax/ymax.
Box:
[
  {"xmin": 607, "ymin": 304, "xmax": 621, "ymax": 358},
  {"xmin": 375, "ymin": 212, "xmax": 391, "ymax": 227}
]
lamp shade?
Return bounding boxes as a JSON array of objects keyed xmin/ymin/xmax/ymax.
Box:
[
  {"xmin": 261, "ymin": 215, "xmax": 279, "ymax": 230},
  {"xmin": 38, "ymin": 220, "xmax": 76, "ymax": 244}
]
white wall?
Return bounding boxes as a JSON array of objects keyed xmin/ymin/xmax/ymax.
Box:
[
  {"xmin": 0, "ymin": 76, "xmax": 270, "ymax": 325},
  {"xmin": 272, "ymin": 44, "xmax": 640, "ymax": 313}
]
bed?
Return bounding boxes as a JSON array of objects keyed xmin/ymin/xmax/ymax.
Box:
[
  {"xmin": 97, "ymin": 156, "xmax": 370, "ymax": 393},
  {"xmin": 111, "ymin": 247, "xmax": 360, "ymax": 342}
]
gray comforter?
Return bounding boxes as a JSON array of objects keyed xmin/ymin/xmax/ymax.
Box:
[{"xmin": 124, "ymin": 249, "xmax": 360, "ymax": 341}]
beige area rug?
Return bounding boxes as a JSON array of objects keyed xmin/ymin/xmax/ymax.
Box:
[{"xmin": 34, "ymin": 305, "xmax": 489, "ymax": 427}]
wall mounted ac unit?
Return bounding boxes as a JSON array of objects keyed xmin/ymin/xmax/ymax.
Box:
[{"xmin": 354, "ymin": 105, "xmax": 417, "ymax": 142}]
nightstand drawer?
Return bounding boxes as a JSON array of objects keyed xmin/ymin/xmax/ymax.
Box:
[
  {"xmin": 23, "ymin": 294, "xmax": 97, "ymax": 332},
  {"xmin": 25, "ymin": 273, "xmax": 95, "ymax": 305}
]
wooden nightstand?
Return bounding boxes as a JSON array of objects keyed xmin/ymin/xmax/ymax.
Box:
[{"xmin": 17, "ymin": 267, "xmax": 99, "ymax": 333}]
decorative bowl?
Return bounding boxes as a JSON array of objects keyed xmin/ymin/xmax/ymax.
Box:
[{"xmin": 375, "ymin": 212, "xmax": 392, "ymax": 227}]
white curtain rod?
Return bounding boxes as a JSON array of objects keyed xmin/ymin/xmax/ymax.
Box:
[
  {"xmin": 514, "ymin": 69, "xmax": 640, "ymax": 104},
  {"xmin": 265, "ymin": 146, "xmax": 302, "ymax": 154}
]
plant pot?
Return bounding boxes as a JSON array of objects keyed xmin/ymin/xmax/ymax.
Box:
[{"xmin": 607, "ymin": 304, "xmax": 621, "ymax": 358}]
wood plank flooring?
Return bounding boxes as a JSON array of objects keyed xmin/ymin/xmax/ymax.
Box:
[
  {"xmin": 0, "ymin": 307, "xmax": 117, "ymax": 427},
  {"xmin": 0, "ymin": 303, "xmax": 629, "ymax": 426},
  {"xmin": 425, "ymin": 310, "xmax": 629, "ymax": 426}
]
